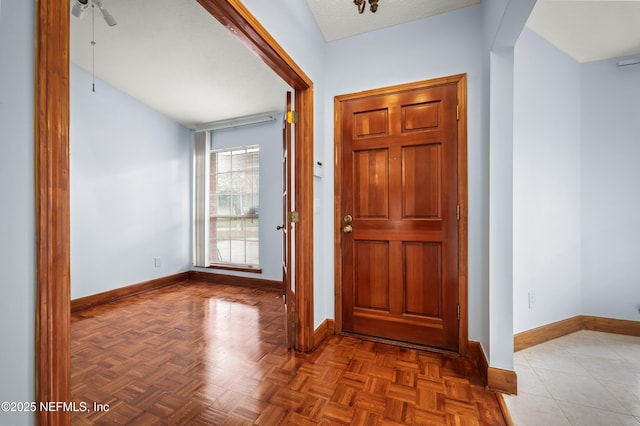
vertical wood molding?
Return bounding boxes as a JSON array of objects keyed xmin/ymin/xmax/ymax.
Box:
[
  {"xmin": 333, "ymin": 96, "xmax": 344, "ymax": 335},
  {"xmin": 36, "ymin": 0, "xmax": 71, "ymax": 424},
  {"xmin": 295, "ymin": 87, "xmax": 315, "ymax": 352},
  {"xmin": 456, "ymin": 74, "xmax": 469, "ymax": 356}
]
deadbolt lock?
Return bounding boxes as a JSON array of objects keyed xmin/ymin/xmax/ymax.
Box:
[{"xmin": 344, "ymin": 214, "xmax": 353, "ymax": 224}]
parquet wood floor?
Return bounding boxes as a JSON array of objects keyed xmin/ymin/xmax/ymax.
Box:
[{"xmin": 71, "ymin": 280, "xmax": 507, "ymax": 425}]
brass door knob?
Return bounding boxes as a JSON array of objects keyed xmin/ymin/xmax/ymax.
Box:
[{"xmin": 343, "ymin": 225, "xmax": 353, "ymax": 233}]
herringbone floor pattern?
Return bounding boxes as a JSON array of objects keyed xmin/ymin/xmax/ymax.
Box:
[{"xmin": 71, "ymin": 280, "xmax": 507, "ymax": 425}]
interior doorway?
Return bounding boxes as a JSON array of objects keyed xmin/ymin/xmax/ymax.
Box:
[{"xmin": 35, "ymin": 1, "xmax": 315, "ymax": 423}]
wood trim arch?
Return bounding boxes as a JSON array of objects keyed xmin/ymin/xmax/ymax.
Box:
[{"xmin": 35, "ymin": 1, "xmax": 314, "ymax": 424}]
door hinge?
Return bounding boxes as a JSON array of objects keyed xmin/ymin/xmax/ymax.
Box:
[
  {"xmin": 456, "ymin": 105, "xmax": 460, "ymax": 121},
  {"xmin": 288, "ymin": 211, "xmax": 299, "ymax": 223},
  {"xmin": 457, "ymin": 304, "xmax": 460, "ymax": 321},
  {"xmin": 456, "ymin": 204, "xmax": 460, "ymax": 221},
  {"xmin": 288, "ymin": 311, "xmax": 298, "ymax": 324},
  {"xmin": 286, "ymin": 110, "xmax": 298, "ymax": 124}
]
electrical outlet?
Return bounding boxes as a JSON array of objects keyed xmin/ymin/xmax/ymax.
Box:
[
  {"xmin": 528, "ymin": 291, "xmax": 536, "ymax": 309},
  {"xmin": 154, "ymin": 257, "xmax": 161, "ymax": 268}
]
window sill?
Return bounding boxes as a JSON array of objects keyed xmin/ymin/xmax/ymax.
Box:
[{"xmin": 207, "ymin": 264, "xmax": 262, "ymax": 274}]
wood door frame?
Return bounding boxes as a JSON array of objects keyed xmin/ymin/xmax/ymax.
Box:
[
  {"xmin": 36, "ymin": 1, "xmax": 315, "ymax": 424},
  {"xmin": 283, "ymin": 91, "xmax": 294, "ymax": 349},
  {"xmin": 333, "ymin": 74, "xmax": 468, "ymax": 355}
]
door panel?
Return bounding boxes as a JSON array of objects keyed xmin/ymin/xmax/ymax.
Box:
[
  {"xmin": 402, "ymin": 101, "xmax": 440, "ymax": 131},
  {"xmin": 339, "ymin": 82, "xmax": 460, "ymax": 351},
  {"xmin": 354, "ymin": 109, "xmax": 389, "ymax": 137},
  {"xmin": 354, "ymin": 240, "xmax": 389, "ymax": 310},
  {"xmin": 402, "ymin": 144, "xmax": 441, "ymax": 218},
  {"xmin": 404, "ymin": 242, "xmax": 442, "ymax": 317},
  {"xmin": 354, "ymin": 149, "xmax": 389, "ymax": 218}
]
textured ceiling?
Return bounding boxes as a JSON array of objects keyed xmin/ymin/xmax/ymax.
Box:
[
  {"xmin": 306, "ymin": 0, "xmax": 480, "ymax": 41},
  {"xmin": 70, "ymin": 0, "xmax": 291, "ymax": 128}
]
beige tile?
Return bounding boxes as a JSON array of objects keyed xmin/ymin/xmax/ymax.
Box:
[
  {"xmin": 514, "ymin": 351, "xmax": 529, "ymax": 368},
  {"xmin": 522, "ymin": 349, "xmax": 588, "ymax": 375},
  {"xmin": 513, "ymin": 364, "xmax": 551, "ymax": 397},
  {"xmin": 611, "ymin": 344, "xmax": 640, "ymax": 369},
  {"xmin": 565, "ymin": 339, "xmax": 627, "ymax": 360},
  {"xmin": 557, "ymin": 401, "xmax": 640, "ymax": 426},
  {"xmin": 535, "ymin": 367, "xmax": 629, "ymax": 413},
  {"xmin": 503, "ymin": 393, "xmax": 570, "ymax": 426},
  {"xmin": 573, "ymin": 353, "xmax": 640, "ymax": 386},
  {"xmin": 599, "ymin": 380, "xmax": 640, "ymax": 417},
  {"xmin": 619, "ymin": 400, "xmax": 640, "ymax": 418},
  {"xmin": 506, "ymin": 331, "xmax": 640, "ymax": 426}
]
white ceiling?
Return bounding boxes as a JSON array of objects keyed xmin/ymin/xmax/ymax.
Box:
[
  {"xmin": 70, "ymin": 0, "xmax": 640, "ymax": 128},
  {"xmin": 70, "ymin": 0, "xmax": 292, "ymax": 128},
  {"xmin": 306, "ymin": 0, "xmax": 480, "ymax": 41},
  {"xmin": 527, "ymin": 0, "xmax": 640, "ymax": 63}
]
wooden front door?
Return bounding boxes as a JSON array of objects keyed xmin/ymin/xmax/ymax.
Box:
[{"xmin": 337, "ymin": 76, "xmax": 465, "ymax": 352}]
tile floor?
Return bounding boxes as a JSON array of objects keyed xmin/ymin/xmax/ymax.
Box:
[{"xmin": 504, "ymin": 330, "xmax": 640, "ymax": 426}]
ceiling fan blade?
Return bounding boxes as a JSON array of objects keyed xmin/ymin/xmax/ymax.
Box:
[{"xmin": 99, "ymin": 6, "xmax": 117, "ymax": 26}]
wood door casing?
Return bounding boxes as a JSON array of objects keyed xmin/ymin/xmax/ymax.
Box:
[
  {"xmin": 336, "ymin": 76, "xmax": 467, "ymax": 352},
  {"xmin": 283, "ymin": 91, "xmax": 295, "ymax": 348}
]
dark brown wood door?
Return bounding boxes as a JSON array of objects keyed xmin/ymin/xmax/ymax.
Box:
[
  {"xmin": 339, "ymin": 82, "xmax": 460, "ymax": 351},
  {"xmin": 282, "ymin": 91, "xmax": 295, "ymax": 349}
]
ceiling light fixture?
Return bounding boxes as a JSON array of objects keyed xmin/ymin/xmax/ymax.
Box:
[
  {"xmin": 71, "ymin": 0, "xmax": 117, "ymax": 27},
  {"xmin": 354, "ymin": 0, "xmax": 379, "ymax": 14},
  {"xmin": 71, "ymin": 0, "xmax": 117, "ymax": 92}
]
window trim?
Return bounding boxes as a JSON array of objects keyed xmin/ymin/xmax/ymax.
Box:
[{"xmin": 209, "ymin": 144, "xmax": 260, "ymax": 268}]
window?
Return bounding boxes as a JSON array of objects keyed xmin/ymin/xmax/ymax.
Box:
[{"xmin": 209, "ymin": 145, "xmax": 259, "ymax": 267}]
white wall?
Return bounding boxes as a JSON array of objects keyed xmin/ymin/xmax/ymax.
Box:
[
  {"xmin": 250, "ymin": 1, "xmax": 530, "ymax": 363},
  {"xmin": 70, "ymin": 64, "xmax": 192, "ymax": 299},
  {"xmin": 483, "ymin": 0, "xmax": 536, "ymax": 369},
  {"xmin": 513, "ymin": 32, "xmax": 640, "ymax": 329},
  {"xmin": 12, "ymin": 5, "xmax": 619, "ymax": 413},
  {"xmin": 0, "ymin": 1, "xmax": 35, "ymax": 424},
  {"xmin": 513, "ymin": 28, "xmax": 582, "ymax": 333},
  {"xmin": 191, "ymin": 119, "xmax": 284, "ymax": 281},
  {"xmin": 239, "ymin": 0, "xmax": 332, "ymax": 327},
  {"xmin": 581, "ymin": 57, "xmax": 640, "ymax": 321}
]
